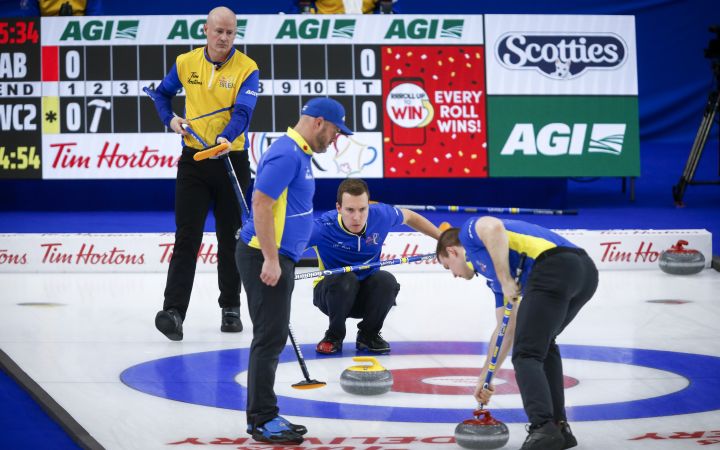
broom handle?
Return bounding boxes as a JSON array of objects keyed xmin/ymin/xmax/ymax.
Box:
[
  {"xmin": 295, "ymin": 253, "xmax": 436, "ymax": 280},
  {"xmin": 287, "ymin": 324, "xmax": 313, "ymax": 382},
  {"xmin": 395, "ymin": 204, "xmax": 577, "ymax": 216},
  {"xmin": 480, "ymin": 253, "xmax": 527, "ymax": 408}
]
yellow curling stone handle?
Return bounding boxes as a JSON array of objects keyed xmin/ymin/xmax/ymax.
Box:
[{"xmin": 347, "ymin": 356, "xmax": 386, "ymax": 372}]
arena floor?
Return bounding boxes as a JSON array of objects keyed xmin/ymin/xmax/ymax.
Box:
[{"xmin": 1, "ymin": 266, "xmax": 719, "ymax": 449}]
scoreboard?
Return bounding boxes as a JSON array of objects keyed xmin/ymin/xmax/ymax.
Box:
[
  {"xmin": 1, "ymin": 18, "xmax": 41, "ymax": 178},
  {"xmin": 0, "ymin": 14, "xmax": 640, "ymax": 180}
]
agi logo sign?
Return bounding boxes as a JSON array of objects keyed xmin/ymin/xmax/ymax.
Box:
[
  {"xmin": 276, "ymin": 19, "xmax": 355, "ymax": 39},
  {"xmin": 60, "ymin": 20, "xmax": 139, "ymax": 41},
  {"xmin": 384, "ymin": 19, "xmax": 464, "ymax": 40},
  {"xmin": 496, "ymin": 33, "xmax": 627, "ymax": 79},
  {"xmin": 501, "ymin": 123, "xmax": 627, "ymax": 156},
  {"xmin": 487, "ymin": 96, "xmax": 639, "ymax": 177}
]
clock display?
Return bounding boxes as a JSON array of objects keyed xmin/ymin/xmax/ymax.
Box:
[
  {"xmin": 0, "ymin": 20, "xmax": 40, "ymax": 45},
  {"xmin": 0, "ymin": 18, "xmax": 42, "ymax": 180},
  {"xmin": 0, "ymin": 146, "xmax": 41, "ymax": 172}
]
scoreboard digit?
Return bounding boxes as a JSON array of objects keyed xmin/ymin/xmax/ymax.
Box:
[
  {"xmin": 0, "ymin": 18, "xmax": 42, "ymax": 179},
  {"xmin": 352, "ymin": 45, "xmax": 382, "ymax": 133}
]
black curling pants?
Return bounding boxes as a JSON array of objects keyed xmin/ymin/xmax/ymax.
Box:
[
  {"xmin": 162, "ymin": 148, "xmax": 250, "ymax": 320},
  {"xmin": 235, "ymin": 240, "xmax": 296, "ymax": 427},
  {"xmin": 511, "ymin": 247, "xmax": 599, "ymax": 427},
  {"xmin": 313, "ymin": 270, "xmax": 400, "ymax": 339}
]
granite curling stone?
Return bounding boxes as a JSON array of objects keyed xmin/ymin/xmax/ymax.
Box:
[
  {"xmin": 339, "ymin": 356, "xmax": 393, "ymax": 396},
  {"xmin": 454, "ymin": 409, "xmax": 510, "ymax": 450},
  {"xmin": 659, "ymin": 240, "xmax": 705, "ymax": 275}
]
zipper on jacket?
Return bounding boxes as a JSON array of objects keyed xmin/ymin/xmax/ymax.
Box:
[{"xmin": 207, "ymin": 65, "xmax": 215, "ymax": 88}]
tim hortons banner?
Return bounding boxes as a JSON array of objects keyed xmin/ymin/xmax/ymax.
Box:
[{"xmin": 0, "ymin": 229, "xmax": 710, "ymax": 273}]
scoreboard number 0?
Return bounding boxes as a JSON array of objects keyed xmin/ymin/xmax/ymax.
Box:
[
  {"xmin": 360, "ymin": 49, "xmax": 376, "ymax": 77},
  {"xmin": 66, "ymin": 102, "xmax": 81, "ymax": 131},
  {"xmin": 361, "ymin": 101, "xmax": 377, "ymax": 130},
  {"xmin": 65, "ymin": 50, "xmax": 81, "ymax": 79}
]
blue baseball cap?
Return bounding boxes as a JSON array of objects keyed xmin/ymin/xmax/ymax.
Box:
[{"xmin": 301, "ymin": 97, "xmax": 353, "ymax": 135}]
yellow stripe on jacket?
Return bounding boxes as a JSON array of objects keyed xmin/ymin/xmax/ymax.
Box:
[{"xmin": 506, "ymin": 231, "xmax": 557, "ymax": 259}]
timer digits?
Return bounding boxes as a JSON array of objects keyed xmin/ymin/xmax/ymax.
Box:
[
  {"xmin": 0, "ymin": 20, "xmax": 40, "ymax": 45},
  {"xmin": 0, "ymin": 146, "xmax": 41, "ymax": 171}
]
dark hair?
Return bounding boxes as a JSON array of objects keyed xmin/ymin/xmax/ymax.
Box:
[
  {"xmin": 337, "ymin": 178, "xmax": 370, "ymax": 205},
  {"xmin": 435, "ymin": 227, "xmax": 461, "ymax": 258}
]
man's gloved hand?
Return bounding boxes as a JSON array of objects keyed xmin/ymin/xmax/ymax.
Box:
[{"xmin": 210, "ymin": 136, "xmax": 232, "ymax": 159}]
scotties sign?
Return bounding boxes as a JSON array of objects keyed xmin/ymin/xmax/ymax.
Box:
[{"xmin": 496, "ymin": 33, "xmax": 627, "ymax": 80}]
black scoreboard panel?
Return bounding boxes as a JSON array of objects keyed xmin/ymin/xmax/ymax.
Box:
[
  {"xmin": 242, "ymin": 43, "xmax": 382, "ymax": 135},
  {"xmin": 139, "ymin": 46, "xmax": 164, "ymax": 80},
  {"xmin": 112, "ymin": 45, "xmax": 139, "ymax": 133},
  {"xmin": 53, "ymin": 43, "xmax": 194, "ymax": 136},
  {"xmin": 328, "ymin": 45, "xmax": 353, "ymax": 79},
  {"xmin": 0, "ymin": 19, "xmax": 383, "ymax": 178},
  {"xmin": 0, "ymin": 18, "xmax": 42, "ymax": 179},
  {"xmin": 245, "ymin": 44, "xmax": 272, "ymax": 134},
  {"xmin": 51, "ymin": 43, "xmax": 382, "ymax": 134}
]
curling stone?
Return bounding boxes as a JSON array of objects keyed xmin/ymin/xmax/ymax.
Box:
[
  {"xmin": 659, "ymin": 240, "xmax": 705, "ymax": 275},
  {"xmin": 454, "ymin": 409, "xmax": 509, "ymax": 450},
  {"xmin": 339, "ymin": 356, "xmax": 392, "ymax": 395}
]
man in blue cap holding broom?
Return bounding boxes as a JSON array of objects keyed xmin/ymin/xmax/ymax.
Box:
[{"xmin": 237, "ymin": 97, "xmax": 352, "ymax": 445}]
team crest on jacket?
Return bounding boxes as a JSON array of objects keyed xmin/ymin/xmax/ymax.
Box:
[
  {"xmin": 365, "ymin": 233, "xmax": 379, "ymax": 245},
  {"xmin": 218, "ymin": 76, "xmax": 235, "ymax": 89}
]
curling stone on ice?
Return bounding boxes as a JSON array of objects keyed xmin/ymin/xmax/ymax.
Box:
[
  {"xmin": 454, "ymin": 409, "xmax": 509, "ymax": 450},
  {"xmin": 659, "ymin": 240, "xmax": 705, "ymax": 275},
  {"xmin": 339, "ymin": 356, "xmax": 392, "ymax": 395}
]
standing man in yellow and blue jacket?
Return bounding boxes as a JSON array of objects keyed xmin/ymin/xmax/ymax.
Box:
[
  {"xmin": 237, "ymin": 97, "xmax": 352, "ymax": 445},
  {"xmin": 146, "ymin": 6, "xmax": 259, "ymax": 341},
  {"xmin": 435, "ymin": 217, "xmax": 598, "ymax": 450}
]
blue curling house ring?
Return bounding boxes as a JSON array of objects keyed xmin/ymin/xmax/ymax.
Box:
[{"xmin": 120, "ymin": 341, "xmax": 720, "ymax": 423}]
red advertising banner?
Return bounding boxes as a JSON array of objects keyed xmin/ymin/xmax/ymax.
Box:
[{"xmin": 382, "ymin": 45, "xmax": 488, "ymax": 178}]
